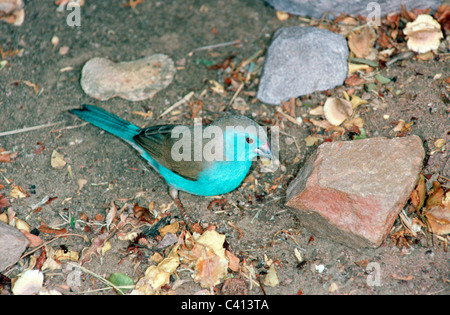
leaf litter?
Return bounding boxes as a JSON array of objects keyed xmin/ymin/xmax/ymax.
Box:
[{"xmin": 1, "ymin": 2, "xmax": 449, "ymax": 296}]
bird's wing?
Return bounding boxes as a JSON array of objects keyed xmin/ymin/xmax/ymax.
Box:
[{"xmin": 133, "ymin": 125, "xmax": 204, "ymax": 181}]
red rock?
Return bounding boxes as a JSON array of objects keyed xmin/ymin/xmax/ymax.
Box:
[{"xmin": 286, "ymin": 136, "xmax": 425, "ymax": 248}]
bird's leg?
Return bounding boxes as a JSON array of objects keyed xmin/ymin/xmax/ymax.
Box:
[{"xmin": 169, "ymin": 187, "xmax": 192, "ymax": 223}]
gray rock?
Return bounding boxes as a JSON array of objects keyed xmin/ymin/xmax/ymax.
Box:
[
  {"xmin": 264, "ymin": 0, "xmax": 442, "ymax": 19},
  {"xmin": 0, "ymin": 221, "xmax": 29, "ymax": 272},
  {"xmin": 257, "ymin": 27, "xmax": 348, "ymax": 105},
  {"xmin": 285, "ymin": 136, "xmax": 425, "ymax": 248},
  {"xmin": 80, "ymin": 54, "xmax": 176, "ymax": 101}
]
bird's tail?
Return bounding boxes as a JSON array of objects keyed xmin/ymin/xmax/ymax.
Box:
[{"xmin": 70, "ymin": 104, "xmax": 140, "ymax": 143}]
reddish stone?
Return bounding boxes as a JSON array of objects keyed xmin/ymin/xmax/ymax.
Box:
[{"xmin": 286, "ymin": 136, "xmax": 424, "ymax": 248}]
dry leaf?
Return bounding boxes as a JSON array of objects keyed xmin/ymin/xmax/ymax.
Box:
[
  {"xmin": 159, "ymin": 221, "xmax": 179, "ymax": 237},
  {"xmin": 77, "ymin": 178, "xmax": 87, "ymax": 192},
  {"xmin": 51, "ymin": 150, "xmax": 66, "ymax": 169},
  {"xmin": 424, "ymin": 205, "xmax": 450, "ymax": 235},
  {"xmin": 105, "ymin": 201, "xmax": 117, "ymax": 231},
  {"xmin": 101, "ymin": 241, "xmax": 112, "ymax": 256},
  {"xmin": 264, "ymin": 264, "xmax": 279, "ymax": 287},
  {"xmin": 182, "ymin": 230, "xmax": 229, "ymax": 288},
  {"xmin": 304, "ymin": 134, "xmax": 323, "ymax": 147},
  {"xmin": 20, "ymin": 230, "xmax": 43, "ymax": 247},
  {"xmin": 276, "ymin": 10, "xmax": 290, "ymax": 21},
  {"xmin": 392, "ymin": 274, "xmax": 414, "ymax": 281},
  {"xmin": 38, "ymin": 221, "xmax": 67, "ymax": 235},
  {"xmin": 133, "ymin": 244, "xmax": 180, "ymax": 295},
  {"xmin": 348, "ymin": 26, "xmax": 377, "ymax": 59},
  {"xmin": 0, "ymin": 0, "xmax": 25, "ymax": 26},
  {"xmin": 403, "ymin": 15, "xmax": 443, "ymax": 53},
  {"xmin": 15, "ymin": 218, "xmax": 30, "ymax": 232},
  {"xmin": 10, "ymin": 184, "xmax": 29, "ymax": 199},
  {"xmin": 410, "ymin": 175, "xmax": 426, "ymax": 213},
  {"xmin": 434, "ymin": 4, "xmax": 450, "ymax": 34},
  {"xmin": 54, "ymin": 248, "xmax": 79, "ymax": 262},
  {"xmin": 0, "ymin": 194, "xmax": 11, "ymax": 209},
  {"xmin": 12, "ymin": 270, "xmax": 43, "ymax": 295},
  {"xmin": 0, "ymin": 148, "xmax": 11, "ymax": 162},
  {"xmin": 324, "ymin": 97, "xmax": 353, "ymax": 126},
  {"xmin": 225, "ymin": 250, "xmax": 240, "ymax": 272},
  {"xmin": 22, "ymin": 80, "xmax": 39, "ymax": 94}
]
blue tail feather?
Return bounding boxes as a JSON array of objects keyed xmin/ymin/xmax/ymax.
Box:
[{"xmin": 70, "ymin": 104, "xmax": 140, "ymax": 143}]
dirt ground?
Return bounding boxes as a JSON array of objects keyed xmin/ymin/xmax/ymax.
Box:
[{"xmin": 0, "ymin": 0, "xmax": 449, "ymax": 295}]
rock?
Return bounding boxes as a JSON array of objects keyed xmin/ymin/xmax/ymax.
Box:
[
  {"xmin": 0, "ymin": 221, "xmax": 29, "ymax": 272},
  {"xmin": 80, "ymin": 54, "xmax": 176, "ymax": 101},
  {"xmin": 257, "ymin": 27, "xmax": 348, "ymax": 105},
  {"xmin": 264, "ymin": 0, "xmax": 442, "ymax": 19},
  {"xmin": 285, "ymin": 136, "xmax": 425, "ymax": 248}
]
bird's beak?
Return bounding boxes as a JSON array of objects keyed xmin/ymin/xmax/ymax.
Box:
[{"xmin": 254, "ymin": 142, "xmax": 273, "ymax": 159}]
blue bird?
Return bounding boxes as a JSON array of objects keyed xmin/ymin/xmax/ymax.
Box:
[{"xmin": 70, "ymin": 105, "xmax": 273, "ymax": 221}]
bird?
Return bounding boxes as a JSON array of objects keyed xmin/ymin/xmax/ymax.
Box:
[{"xmin": 69, "ymin": 104, "xmax": 273, "ymax": 222}]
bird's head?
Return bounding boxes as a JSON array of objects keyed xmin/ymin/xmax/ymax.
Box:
[{"xmin": 212, "ymin": 116, "xmax": 272, "ymax": 162}]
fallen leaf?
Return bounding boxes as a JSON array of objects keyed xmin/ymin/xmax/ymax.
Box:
[
  {"xmin": 133, "ymin": 244, "xmax": 180, "ymax": 295},
  {"xmin": 426, "ymin": 181, "xmax": 444, "ymax": 209},
  {"xmin": 226, "ymin": 250, "xmax": 240, "ymax": 272},
  {"xmin": 54, "ymin": 249, "xmax": 79, "ymax": 262},
  {"xmin": 107, "ymin": 273, "xmax": 134, "ymax": 293},
  {"xmin": 77, "ymin": 178, "xmax": 87, "ymax": 192},
  {"xmin": 22, "ymin": 80, "xmax": 39, "ymax": 94},
  {"xmin": 10, "ymin": 184, "xmax": 29, "ymax": 199},
  {"xmin": 20, "ymin": 230, "xmax": 42, "ymax": 248},
  {"xmin": 0, "ymin": 0, "xmax": 25, "ymax": 26},
  {"xmin": 434, "ymin": 4, "xmax": 450, "ymax": 34},
  {"xmin": 133, "ymin": 203, "xmax": 155, "ymax": 223},
  {"xmin": 158, "ymin": 221, "xmax": 179, "ymax": 237},
  {"xmin": 12, "ymin": 270, "xmax": 43, "ymax": 295},
  {"xmin": 15, "ymin": 218, "xmax": 30, "ymax": 233},
  {"xmin": 276, "ymin": 10, "xmax": 290, "ymax": 21},
  {"xmin": 101, "ymin": 241, "xmax": 112, "ymax": 256},
  {"xmin": 345, "ymin": 73, "xmax": 366, "ymax": 86},
  {"xmin": 424, "ymin": 204, "xmax": 450, "ymax": 235},
  {"xmin": 0, "ymin": 148, "xmax": 11, "ymax": 162},
  {"xmin": 80, "ymin": 235, "xmax": 107, "ymax": 264},
  {"xmin": 105, "ymin": 201, "xmax": 117, "ymax": 231},
  {"xmin": 403, "ymin": 15, "xmax": 443, "ymax": 54},
  {"xmin": 304, "ymin": 134, "xmax": 323, "ymax": 147},
  {"xmin": 51, "ymin": 150, "xmax": 66, "ymax": 169},
  {"xmin": 264, "ymin": 264, "xmax": 279, "ymax": 287},
  {"xmin": 348, "ymin": 26, "xmax": 377, "ymax": 59},
  {"xmin": 410, "ymin": 175, "xmax": 426, "ymax": 213},
  {"xmin": 181, "ymin": 230, "xmax": 229, "ymax": 288},
  {"xmin": 0, "ymin": 194, "xmax": 11, "ymax": 209},
  {"xmin": 434, "ymin": 138, "xmax": 446, "ymax": 149},
  {"xmin": 392, "ymin": 274, "xmax": 414, "ymax": 281},
  {"xmin": 38, "ymin": 221, "xmax": 67, "ymax": 235}
]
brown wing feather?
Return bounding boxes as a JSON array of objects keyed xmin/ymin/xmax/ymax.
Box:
[{"xmin": 133, "ymin": 125, "xmax": 204, "ymax": 181}]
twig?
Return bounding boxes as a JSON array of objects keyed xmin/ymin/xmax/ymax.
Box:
[
  {"xmin": 159, "ymin": 91, "xmax": 194, "ymax": 118},
  {"xmin": 19, "ymin": 233, "xmax": 87, "ymax": 260},
  {"xmin": 226, "ymin": 82, "xmax": 244, "ymax": 111},
  {"xmin": 51, "ymin": 122, "xmax": 88, "ymax": 133},
  {"xmin": 190, "ymin": 40, "xmax": 242, "ymax": 54},
  {"xmin": 275, "ymin": 107, "xmax": 301, "ymax": 126},
  {"xmin": 68, "ymin": 263, "xmax": 133, "ymax": 295},
  {"xmin": 0, "ymin": 121, "xmax": 64, "ymax": 137}
]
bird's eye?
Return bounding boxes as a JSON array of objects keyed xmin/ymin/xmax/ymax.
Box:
[{"xmin": 246, "ymin": 137, "xmax": 254, "ymax": 144}]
